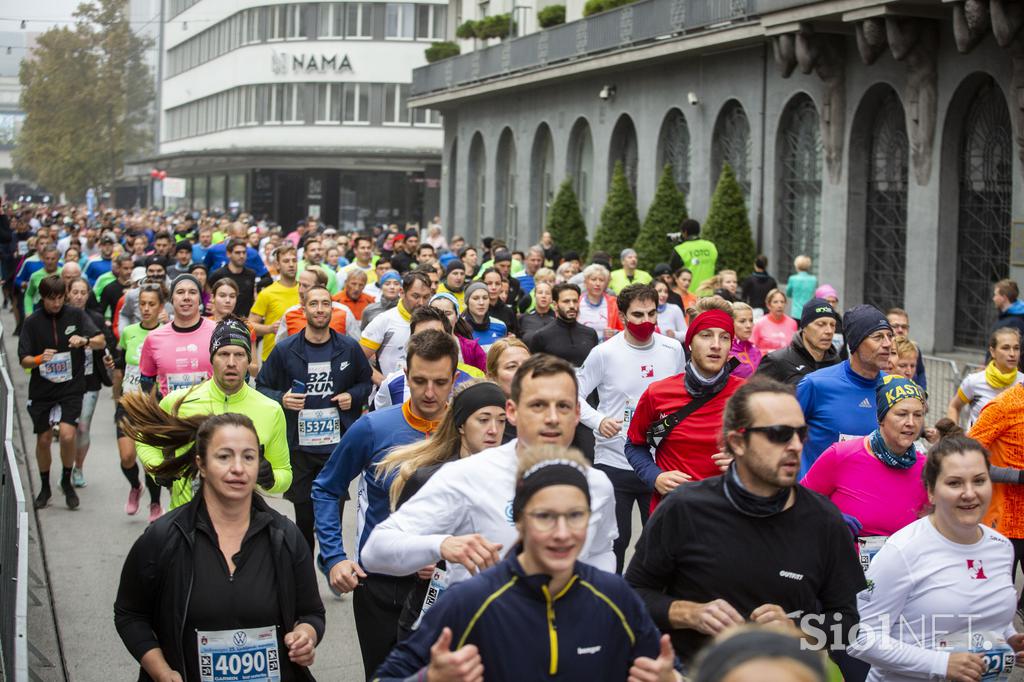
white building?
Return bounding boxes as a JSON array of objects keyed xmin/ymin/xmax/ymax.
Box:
[{"xmin": 142, "ymin": 0, "xmax": 445, "ymax": 229}]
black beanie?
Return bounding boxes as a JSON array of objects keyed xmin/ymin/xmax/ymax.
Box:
[
  {"xmin": 800, "ymin": 298, "xmax": 837, "ymax": 329},
  {"xmin": 843, "ymin": 304, "xmax": 892, "ymax": 352}
]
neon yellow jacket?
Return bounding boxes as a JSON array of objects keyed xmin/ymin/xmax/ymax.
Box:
[
  {"xmin": 136, "ymin": 379, "xmax": 292, "ymax": 509},
  {"xmin": 608, "ymin": 268, "xmax": 652, "ymax": 294}
]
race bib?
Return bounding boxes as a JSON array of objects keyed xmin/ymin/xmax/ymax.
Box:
[
  {"xmin": 84, "ymin": 349, "xmax": 94, "ymax": 376},
  {"xmin": 412, "ymin": 566, "xmax": 449, "ymax": 631},
  {"xmin": 197, "ymin": 625, "xmax": 281, "ymax": 682},
  {"xmin": 936, "ymin": 631, "xmax": 1015, "ymax": 681},
  {"xmin": 167, "ymin": 371, "xmax": 208, "ymax": 392},
  {"xmin": 17, "ymin": 241, "xmax": 28, "ymax": 256},
  {"xmin": 297, "ymin": 407, "xmax": 341, "ymax": 447},
  {"xmin": 123, "ymin": 365, "xmax": 142, "ymax": 393},
  {"xmin": 622, "ymin": 398, "xmax": 636, "ymax": 427},
  {"xmin": 857, "ymin": 536, "xmax": 887, "ymax": 573},
  {"xmin": 838, "ymin": 433, "xmax": 861, "ymax": 443},
  {"xmin": 40, "ymin": 352, "xmax": 72, "ymax": 383}
]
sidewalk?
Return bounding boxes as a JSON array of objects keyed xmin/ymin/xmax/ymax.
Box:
[{"xmin": 4, "ymin": 311, "xmax": 364, "ymax": 681}]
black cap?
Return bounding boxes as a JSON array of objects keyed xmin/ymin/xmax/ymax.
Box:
[
  {"xmin": 653, "ymin": 263, "xmax": 671, "ymax": 277},
  {"xmin": 175, "ymin": 240, "xmax": 193, "ymax": 253}
]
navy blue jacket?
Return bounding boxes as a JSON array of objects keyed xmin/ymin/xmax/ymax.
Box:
[
  {"xmin": 372, "ymin": 551, "xmax": 662, "ymax": 682},
  {"xmin": 255, "ymin": 329, "xmax": 373, "ymax": 449}
]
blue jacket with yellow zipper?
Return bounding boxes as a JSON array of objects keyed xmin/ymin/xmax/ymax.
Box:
[{"xmin": 372, "ymin": 549, "xmax": 663, "ymax": 681}]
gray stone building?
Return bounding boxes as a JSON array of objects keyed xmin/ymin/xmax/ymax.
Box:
[{"xmin": 411, "ymin": 0, "xmax": 1022, "ymax": 355}]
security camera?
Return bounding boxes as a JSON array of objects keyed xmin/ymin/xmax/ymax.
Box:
[
  {"xmin": 687, "ymin": 91, "xmax": 699, "ymax": 106},
  {"xmin": 599, "ymin": 85, "xmax": 616, "ymax": 100}
]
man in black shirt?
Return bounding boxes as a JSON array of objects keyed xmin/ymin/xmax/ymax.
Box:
[
  {"xmin": 625, "ymin": 376, "xmax": 864, "ymax": 668},
  {"xmin": 208, "ymin": 238, "xmax": 258, "ymax": 317},
  {"xmin": 17, "ymin": 275, "xmax": 105, "ymax": 510},
  {"xmin": 97, "ymin": 254, "xmax": 135, "ymax": 321},
  {"xmin": 529, "ymin": 282, "xmax": 598, "ymax": 366}
]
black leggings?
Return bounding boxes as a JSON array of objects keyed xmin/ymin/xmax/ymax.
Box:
[{"xmin": 596, "ymin": 463, "xmax": 651, "ymax": 573}]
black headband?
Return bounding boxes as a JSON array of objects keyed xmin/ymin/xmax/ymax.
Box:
[
  {"xmin": 210, "ymin": 318, "xmax": 252, "ymax": 360},
  {"xmin": 512, "ymin": 460, "xmax": 591, "ymax": 522},
  {"xmin": 452, "ymin": 382, "xmax": 506, "ymax": 428}
]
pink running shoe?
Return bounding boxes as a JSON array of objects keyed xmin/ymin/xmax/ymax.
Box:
[
  {"xmin": 148, "ymin": 503, "xmax": 163, "ymax": 524},
  {"xmin": 125, "ymin": 485, "xmax": 141, "ymax": 515}
]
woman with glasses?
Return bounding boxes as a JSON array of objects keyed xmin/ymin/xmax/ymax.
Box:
[
  {"xmin": 802, "ymin": 375, "xmax": 929, "ymax": 547},
  {"xmin": 373, "ymin": 445, "xmax": 679, "ymax": 682}
]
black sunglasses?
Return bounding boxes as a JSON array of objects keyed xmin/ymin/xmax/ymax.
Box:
[{"xmin": 739, "ymin": 425, "xmax": 809, "ymax": 444}]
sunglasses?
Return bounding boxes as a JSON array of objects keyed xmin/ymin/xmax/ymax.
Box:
[{"xmin": 739, "ymin": 424, "xmax": 809, "ymax": 444}]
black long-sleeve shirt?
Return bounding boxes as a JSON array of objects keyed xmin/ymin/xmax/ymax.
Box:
[
  {"xmin": 625, "ymin": 476, "xmax": 865, "ymax": 663},
  {"xmin": 528, "ymin": 317, "xmax": 598, "ymax": 367}
]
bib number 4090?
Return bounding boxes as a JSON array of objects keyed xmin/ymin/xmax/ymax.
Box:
[{"xmin": 214, "ymin": 650, "xmax": 269, "ymax": 677}]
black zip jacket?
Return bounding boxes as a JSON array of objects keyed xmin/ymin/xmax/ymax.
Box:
[
  {"xmin": 114, "ymin": 494, "xmax": 326, "ymax": 682},
  {"xmin": 755, "ymin": 330, "xmax": 840, "ymax": 385},
  {"xmin": 17, "ymin": 305, "xmax": 100, "ymax": 401},
  {"xmin": 83, "ymin": 307, "xmax": 115, "ymax": 391},
  {"xmin": 528, "ymin": 316, "xmax": 599, "ymax": 367}
]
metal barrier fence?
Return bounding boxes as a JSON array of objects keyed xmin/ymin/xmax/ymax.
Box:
[
  {"xmin": 922, "ymin": 355, "xmax": 985, "ymax": 429},
  {"xmin": 0, "ymin": 320, "xmax": 28, "ymax": 681}
]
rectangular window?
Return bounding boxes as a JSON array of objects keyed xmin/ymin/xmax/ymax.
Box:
[
  {"xmin": 413, "ymin": 108, "xmax": 441, "ymax": 126},
  {"xmin": 416, "ymin": 5, "xmax": 446, "ymax": 39},
  {"xmin": 345, "ymin": 3, "xmax": 372, "ymax": 37},
  {"xmin": 383, "ymin": 84, "xmax": 410, "ymax": 123},
  {"xmin": 386, "ymin": 3, "xmax": 415, "ymax": 38},
  {"xmin": 342, "ymin": 84, "xmax": 368, "ymax": 123},
  {"xmin": 284, "ymin": 83, "xmax": 305, "ymax": 123},
  {"xmin": 287, "ymin": 4, "xmax": 306, "ymax": 39},
  {"xmin": 269, "ymin": 5, "xmax": 286, "ymax": 40},
  {"xmin": 318, "ymin": 4, "xmax": 344, "ymax": 37},
  {"xmin": 268, "ymin": 84, "xmax": 285, "ymax": 123},
  {"xmin": 246, "ymin": 8, "xmax": 261, "ymax": 43},
  {"xmin": 316, "ymin": 83, "xmax": 342, "ymax": 122}
]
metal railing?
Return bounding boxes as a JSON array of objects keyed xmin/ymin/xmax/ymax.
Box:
[
  {"xmin": 411, "ymin": 0, "xmax": 821, "ymax": 97},
  {"xmin": 922, "ymin": 355, "xmax": 985, "ymax": 429},
  {"xmin": 0, "ymin": 320, "xmax": 28, "ymax": 681}
]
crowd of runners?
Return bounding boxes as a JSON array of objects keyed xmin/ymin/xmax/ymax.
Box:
[{"xmin": 2, "ymin": 203, "xmax": 1024, "ymax": 682}]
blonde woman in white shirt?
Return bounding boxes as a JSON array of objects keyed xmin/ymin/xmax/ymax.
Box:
[
  {"xmin": 849, "ymin": 434, "xmax": 1024, "ymax": 682},
  {"xmin": 948, "ymin": 328, "xmax": 1023, "ymax": 427}
]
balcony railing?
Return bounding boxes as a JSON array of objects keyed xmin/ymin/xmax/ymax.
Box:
[{"xmin": 411, "ymin": 0, "xmax": 820, "ymax": 97}]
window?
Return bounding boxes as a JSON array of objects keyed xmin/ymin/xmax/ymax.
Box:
[
  {"xmin": 386, "ymin": 3, "xmax": 415, "ymax": 38},
  {"xmin": 245, "ymin": 7, "xmax": 262, "ymax": 43},
  {"xmin": 383, "ymin": 84, "xmax": 410, "ymax": 124},
  {"xmin": 318, "ymin": 3, "xmax": 344, "ymax": 37},
  {"xmin": 268, "ymin": 84, "xmax": 285, "ymax": 123},
  {"xmin": 414, "ymin": 108, "xmax": 442, "ymax": 126},
  {"xmin": 343, "ymin": 84, "xmax": 369, "ymax": 123},
  {"xmin": 286, "ymin": 4, "xmax": 306, "ymax": 39},
  {"xmin": 269, "ymin": 5, "xmax": 287, "ymax": 40},
  {"xmin": 416, "ymin": 5, "xmax": 446, "ymax": 40},
  {"xmin": 317, "ymin": 83, "xmax": 342, "ymax": 122},
  {"xmin": 345, "ymin": 3, "xmax": 372, "ymax": 37}
]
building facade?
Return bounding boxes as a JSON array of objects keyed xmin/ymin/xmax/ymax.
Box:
[
  {"xmin": 411, "ymin": 0, "xmax": 1024, "ymax": 356},
  {"xmin": 146, "ymin": 0, "xmax": 445, "ymax": 229}
]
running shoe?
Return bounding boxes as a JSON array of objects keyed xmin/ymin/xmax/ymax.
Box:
[
  {"xmin": 61, "ymin": 481, "xmax": 79, "ymax": 510},
  {"xmin": 71, "ymin": 467, "xmax": 86, "ymax": 488},
  {"xmin": 33, "ymin": 487, "xmax": 51, "ymax": 510},
  {"xmin": 125, "ymin": 485, "xmax": 142, "ymax": 515},
  {"xmin": 148, "ymin": 503, "xmax": 163, "ymax": 524}
]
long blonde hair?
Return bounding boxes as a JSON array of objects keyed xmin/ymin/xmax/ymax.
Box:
[{"xmin": 376, "ymin": 379, "xmax": 501, "ymax": 509}]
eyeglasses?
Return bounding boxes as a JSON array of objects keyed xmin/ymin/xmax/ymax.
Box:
[
  {"xmin": 739, "ymin": 425, "xmax": 809, "ymax": 444},
  {"xmin": 525, "ymin": 510, "xmax": 589, "ymax": 532}
]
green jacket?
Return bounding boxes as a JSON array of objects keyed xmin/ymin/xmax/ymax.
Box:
[
  {"xmin": 609, "ymin": 268, "xmax": 652, "ymax": 294},
  {"xmin": 136, "ymin": 379, "xmax": 292, "ymax": 509}
]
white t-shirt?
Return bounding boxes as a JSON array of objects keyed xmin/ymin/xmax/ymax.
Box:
[
  {"xmin": 577, "ymin": 294, "xmax": 612, "ymax": 337},
  {"xmin": 957, "ymin": 370, "xmax": 1024, "ymax": 426},
  {"xmin": 577, "ymin": 333, "xmax": 685, "ymax": 469},
  {"xmin": 657, "ymin": 303, "xmax": 687, "ymax": 339},
  {"xmin": 359, "ymin": 304, "xmax": 410, "ymax": 376},
  {"xmin": 849, "ymin": 517, "xmax": 1017, "ymax": 681}
]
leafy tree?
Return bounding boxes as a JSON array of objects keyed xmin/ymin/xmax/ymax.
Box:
[
  {"xmin": 703, "ymin": 163, "xmax": 756, "ymax": 279},
  {"xmin": 545, "ymin": 178, "xmax": 589, "ymax": 257},
  {"xmin": 635, "ymin": 164, "xmax": 686, "ymax": 271},
  {"xmin": 537, "ymin": 5, "xmax": 566, "ymax": 27},
  {"xmin": 425, "ymin": 41, "xmax": 460, "ymax": 62},
  {"xmin": 15, "ymin": 0, "xmax": 153, "ymax": 200},
  {"xmin": 591, "ymin": 161, "xmax": 640, "ymax": 267}
]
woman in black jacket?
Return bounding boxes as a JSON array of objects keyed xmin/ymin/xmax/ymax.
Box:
[{"xmin": 114, "ymin": 412, "xmax": 325, "ymax": 682}]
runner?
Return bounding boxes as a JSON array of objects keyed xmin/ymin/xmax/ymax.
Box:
[
  {"xmin": 113, "ymin": 282, "xmax": 165, "ymax": 519},
  {"xmin": 728, "ymin": 301, "xmax": 760, "ymax": 378},
  {"xmin": 428, "ymin": 292, "xmax": 487, "ymax": 372},
  {"xmin": 360, "ymin": 354, "xmax": 617, "ymax": 588},
  {"xmin": 125, "ymin": 317, "xmax": 291, "ymax": 509},
  {"xmin": 249, "ymin": 242, "xmax": 299, "ymax": 361},
  {"xmin": 756, "ymin": 298, "xmax": 840, "ymax": 385},
  {"xmin": 797, "ymin": 304, "xmax": 892, "ymax": 475},
  {"xmin": 625, "ymin": 377, "xmax": 865, "ymax": 667},
  {"xmin": 23, "ymin": 244, "xmax": 61, "ymax": 315},
  {"xmin": 576, "ymin": 284, "xmax": 685, "ymax": 571},
  {"xmin": 360, "ymin": 270, "xmax": 432, "ymax": 383},
  {"xmin": 653, "ymin": 279, "xmax": 686, "ymax": 340},
  {"xmin": 480, "ymin": 266, "xmax": 518, "ymax": 337},
  {"xmin": 750, "ymin": 288, "xmax": 797, "ymax": 354},
  {"xmin": 17, "ymin": 275, "xmax": 105, "ymax": 509},
  {"xmin": 311, "ymin": 329, "xmax": 458, "ymax": 677},
  {"xmin": 609, "ymin": 248, "xmax": 653, "ymax": 294},
  {"xmin": 361, "ymin": 270, "xmax": 402, "ymax": 328},
  {"xmin": 625, "ymin": 303, "xmax": 743, "ymax": 508},
  {"xmin": 117, "ymin": 257, "xmax": 172, "ymax": 336},
  {"xmin": 528, "ymin": 282, "xmax": 600, "ymax": 366},
  {"xmin": 333, "ymin": 268, "xmax": 375, "ymax": 320},
  {"xmin": 297, "ymin": 235, "xmax": 339, "ymax": 295},
  {"xmin": 256, "ymin": 285, "xmax": 373, "ymax": 553},
  {"xmin": 114, "ymin": 414, "xmax": 325, "ymax": 682},
  {"xmin": 948, "ymin": 328, "xmax": 1023, "ymax": 427},
  {"xmin": 373, "ymin": 446, "xmax": 676, "ymax": 682},
  {"xmin": 339, "ymin": 235, "xmax": 378, "ymax": 288},
  {"xmin": 276, "ymin": 266, "xmax": 359, "ymax": 344},
  {"xmin": 461, "ymin": 281, "xmax": 507, "ymax": 351},
  {"xmin": 207, "ymin": 238, "xmax": 259, "ymax": 317},
  {"xmin": 577, "ymin": 264, "xmax": 623, "ymax": 340},
  {"xmin": 138, "ymin": 274, "xmax": 215, "ymax": 397},
  {"xmin": 849, "ymin": 435, "xmax": 1022, "ymax": 681},
  {"xmin": 435, "ymin": 259, "xmax": 467, "ymax": 309}
]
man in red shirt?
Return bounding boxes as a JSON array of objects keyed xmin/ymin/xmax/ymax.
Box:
[{"xmin": 625, "ymin": 304, "xmax": 744, "ymax": 508}]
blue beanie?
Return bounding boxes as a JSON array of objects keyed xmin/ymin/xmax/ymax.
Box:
[
  {"xmin": 379, "ymin": 270, "xmax": 401, "ymax": 285},
  {"xmin": 843, "ymin": 304, "xmax": 891, "ymax": 352}
]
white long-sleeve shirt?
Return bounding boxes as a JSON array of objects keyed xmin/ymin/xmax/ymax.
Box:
[
  {"xmin": 360, "ymin": 439, "xmax": 618, "ymax": 584},
  {"xmin": 577, "ymin": 332, "xmax": 685, "ymax": 470},
  {"xmin": 848, "ymin": 517, "xmax": 1017, "ymax": 681}
]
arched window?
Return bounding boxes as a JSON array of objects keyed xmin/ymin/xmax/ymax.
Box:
[
  {"xmin": 494, "ymin": 129, "xmax": 517, "ymax": 242},
  {"xmin": 776, "ymin": 95, "xmax": 822, "ymax": 279},
  {"xmin": 467, "ymin": 133, "xmax": 486, "ymax": 243},
  {"xmin": 531, "ymin": 124, "xmax": 555, "ymax": 242},
  {"xmin": 657, "ymin": 109, "xmax": 691, "ymax": 197},
  {"xmin": 955, "ymin": 80, "xmax": 1013, "ymax": 347},
  {"xmin": 863, "ymin": 91, "xmax": 909, "ymax": 313},
  {"xmin": 711, "ymin": 100, "xmax": 751, "ymax": 199},
  {"xmin": 567, "ymin": 118, "xmax": 593, "ymax": 227},
  {"xmin": 608, "ymin": 115, "xmax": 638, "ymax": 194}
]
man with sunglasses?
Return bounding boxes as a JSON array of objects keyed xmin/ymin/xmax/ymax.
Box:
[
  {"xmin": 626, "ymin": 377, "xmax": 864, "ymax": 668},
  {"xmin": 796, "ymin": 304, "xmax": 893, "ymax": 475}
]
